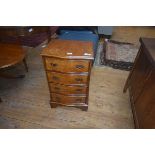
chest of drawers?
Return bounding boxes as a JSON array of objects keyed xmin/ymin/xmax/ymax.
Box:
[
  {"xmin": 41, "ymin": 39, "xmax": 94, "ymax": 111},
  {"xmin": 123, "ymin": 38, "xmax": 155, "ymax": 128}
]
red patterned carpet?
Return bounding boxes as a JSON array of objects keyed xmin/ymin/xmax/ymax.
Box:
[{"xmin": 100, "ymin": 40, "xmax": 139, "ymax": 71}]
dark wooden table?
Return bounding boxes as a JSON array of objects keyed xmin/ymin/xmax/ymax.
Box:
[
  {"xmin": 0, "ymin": 43, "xmax": 26, "ymax": 73},
  {"xmin": 0, "ymin": 43, "xmax": 27, "ymax": 102},
  {"xmin": 0, "ymin": 44, "xmax": 28, "ymax": 79}
]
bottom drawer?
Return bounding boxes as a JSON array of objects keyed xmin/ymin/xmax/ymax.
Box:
[{"xmin": 51, "ymin": 93, "xmax": 86, "ymax": 105}]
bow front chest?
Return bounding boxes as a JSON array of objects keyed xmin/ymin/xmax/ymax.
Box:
[{"xmin": 41, "ymin": 39, "xmax": 94, "ymax": 111}]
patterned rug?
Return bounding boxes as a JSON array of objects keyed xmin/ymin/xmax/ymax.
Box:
[{"xmin": 100, "ymin": 39, "xmax": 139, "ymax": 71}]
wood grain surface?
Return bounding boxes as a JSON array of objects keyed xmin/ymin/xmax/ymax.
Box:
[
  {"xmin": 47, "ymin": 71, "xmax": 88, "ymax": 85},
  {"xmin": 41, "ymin": 39, "xmax": 94, "ymax": 59},
  {"xmin": 124, "ymin": 38, "xmax": 155, "ymax": 128},
  {"xmin": 49, "ymin": 83, "xmax": 87, "ymax": 95},
  {"xmin": 45, "ymin": 57, "xmax": 90, "ymax": 73},
  {"xmin": 0, "ymin": 43, "xmax": 26, "ymax": 69}
]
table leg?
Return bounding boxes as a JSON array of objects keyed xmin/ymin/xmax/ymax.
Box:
[{"xmin": 23, "ymin": 58, "xmax": 28, "ymax": 72}]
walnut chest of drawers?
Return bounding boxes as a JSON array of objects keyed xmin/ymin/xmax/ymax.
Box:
[{"xmin": 41, "ymin": 39, "xmax": 94, "ymax": 111}]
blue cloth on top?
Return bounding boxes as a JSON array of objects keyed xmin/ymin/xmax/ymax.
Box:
[
  {"xmin": 60, "ymin": 30, "xmax": 93, "ymax": 35},
  {"xmin": 59, "ymin": 31, "xmax": 99, "ymax": 52}
]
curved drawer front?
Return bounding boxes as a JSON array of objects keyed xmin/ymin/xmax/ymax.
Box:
[
  {"xmin": 47, "ymin": 72, "xmax": 88, "ymax": 84},
  {"xmin": 45, "ymin": 58, "xmax": 89, "ymax": 73},
  {"xmin": 50, "ymin": 83, "xmax": 87, "ymax": 94},
  {"xmin": 51, "ymin": 93, "xmax": 86, "ymax": 105}
]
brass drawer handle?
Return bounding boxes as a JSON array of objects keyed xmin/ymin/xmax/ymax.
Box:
[
  {"xmin": 75, "ymin": 78, "xmax": 83, "ymax": 82},
  {"xmin": 51, "ymin": 63, "xmax": 58, "ymax": 67},
  {"xmin": 52, "ymin": 76, "xmax": 59, "ymax": 80},
  {"xmin": 76, "ymin": 65, "xmax": 84, "ymax": 69}
]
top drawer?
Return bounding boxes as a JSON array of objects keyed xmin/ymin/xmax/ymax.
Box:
[{"xmin": 44, "ymin": 57, "xmax": 90, "ymax": 73}]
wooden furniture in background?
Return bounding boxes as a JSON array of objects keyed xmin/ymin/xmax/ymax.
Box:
[
  {"xmin": 124, "ymin": 38, "xmax": 155, "ymax": 128},
  {"xmin": 0, "ymin": 27, "xmax": 28, "ymax": 78},
  {"xmin": 41, "ymin": 39, "xmax": 94, "ymax": 111},
  {"xmin": 0, "ymin": 26, "xmax": 59, "ymax": 47},
  {"xmin": 0, "ymin": 43, "xmax": 27, "ymax": 78}
]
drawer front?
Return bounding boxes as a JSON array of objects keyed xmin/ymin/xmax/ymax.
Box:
[
  {"xmin": 50, "ymin": 83, "xmax": 87, "ymax": 94},
  {"xmin": 47, "ymin": 72, "xmax": 88, "ymax": 84},
  {"xmin": 45, "ymin": 58, "xmax": 90, "ymax": 73},
  {"xmin": 51, "ymin": 93, "xmax": 86, "ymax": 105}
]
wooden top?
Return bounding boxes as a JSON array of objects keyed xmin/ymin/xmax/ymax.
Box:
[
  {"xmin": 0, "ymin": 43, "xmax": 25, "ymax": 69},
  {"xmin": 140, "ymin": 38, "xmax": 155, "ymax": 66},
  {"xmin": 41, "ymin": 39, "xmax": 94, "ymax": 59}
]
